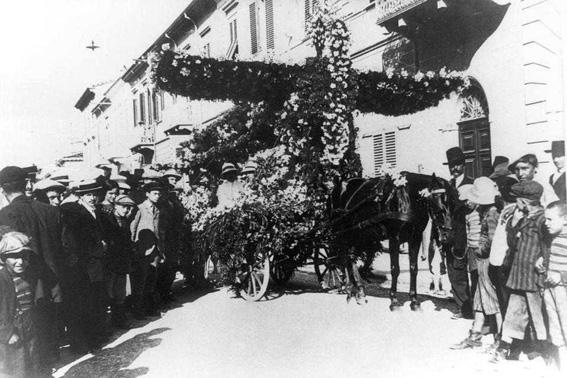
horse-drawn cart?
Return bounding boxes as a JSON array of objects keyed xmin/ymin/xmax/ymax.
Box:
[{"xmin": 196, "ymin": 171, "xmax": 454, "ymax": 306}]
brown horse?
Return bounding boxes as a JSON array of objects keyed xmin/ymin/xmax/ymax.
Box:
[{"xmin": 328, "ymin": 172, "xmax": 455, "ymax": 310}]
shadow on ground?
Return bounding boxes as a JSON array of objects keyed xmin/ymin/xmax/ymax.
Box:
[
  {"xmin": 61, "ymin": 327, "xmax": 170, "ymax": 378},
  {"xmin": 278, "ymin": 271, "xmax": 459, "ymax": 313}
]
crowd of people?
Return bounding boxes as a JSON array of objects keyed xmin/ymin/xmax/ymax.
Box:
[
  {"xmin": 0, "ymin": 139, "xmax": 565, "ymax": 376},
  {"xmin": 0, "ymin": 165, "xmax": 195, "ymax": 377},
  {"xmin": 441, "ymin": 141, "xmax": 566, "ymax": 372}
]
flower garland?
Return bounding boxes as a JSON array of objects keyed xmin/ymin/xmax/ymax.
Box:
[{"xmin": 321, "ymin": 19, "xmax": 353, "ymax": 167}]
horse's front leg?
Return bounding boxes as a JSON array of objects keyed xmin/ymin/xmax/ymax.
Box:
[
  {"xmin": 389, "ymin": 236, "xmax": 401, "ymax": 311},
  {"xmin": 345, "ymin": 248, "xmax": 367, "ymax": 305},
  {"xmin": 408, "ymin": 233, "xmax": 422, "ymax": 311}
]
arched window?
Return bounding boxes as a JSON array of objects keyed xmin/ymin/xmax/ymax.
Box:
[{"xmin": 459, "ymin": 81, "xmax": 488, "ymax": 121}]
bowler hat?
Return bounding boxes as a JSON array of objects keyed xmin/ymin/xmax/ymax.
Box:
[
  {"xmin": 143, "ymin": 181, "xmax": 162, "ymax": 192},
  {"xmin": 443, "ymin": 147, "xmax": 466, "ymax": 166},
  {"xmin": 74, "ymin": 179, "xmax": 102, "ymax": 194},
  {"xmin": 221, "ymin": 162, "xmax": 238, "ymax": 178},
  {"xmin": 0, "ymin": 166, "xmax": 26, "ymax": 185},
  {"xmin": 510, "ymin": 180, "xmax": 543, "ymax": 201},
  {"xmin": 545, "ymin": 140, "xmax": 565, "ymax": 158},
  {"xmin": 114, "ymin": 195, "xmax": 136, "ymax": 207}
]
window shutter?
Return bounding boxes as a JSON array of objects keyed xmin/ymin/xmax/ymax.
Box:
[
  {"xmin": 265, "ymin": 0, "xmax": 274, "ymax": 50},
  {"xmin": 147, "ymin": 89, "xmax": 153, "ymax": 124},
  {"xmin": 132, "ymin": 98, "xmax": 138, "ymax": 126},
  {"xmin": 384, "ymin": 131, "xmax": 397, "ymax": 167},
  {"xmin": 139, "ymin": 93, "xmax": 145, "ymax": 124},
  {"xmin": 249, "ymin": 3, "xmax": 258, "ymax": 54},
  {"xmin": 373, "ymin": 134, "xmax": 384, "ymax": 177},
  {"xmin": 373, "ymin": 132, "xmax": 397, "ymax": 176}
]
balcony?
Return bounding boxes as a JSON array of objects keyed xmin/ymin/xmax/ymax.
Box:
[
  {"xmin": 130, "ymin": 125, "xmax": 155, "ymax": 153},
  {"xmin": 376, "ymin": 0, "xmax": 429, "ymax": 25}
]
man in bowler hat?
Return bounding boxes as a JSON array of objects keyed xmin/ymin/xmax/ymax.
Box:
[
  {"xmin": 546, "ymin": 140, "xmax": 565, "ymax": 203},
  {"xmin": 443, "ymin": 147, "xmax": 475, "ymax": 319}
]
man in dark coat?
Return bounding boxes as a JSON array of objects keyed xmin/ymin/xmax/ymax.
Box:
[
  {"xmin": 102, "ymin": 195, "xmax": 136, "ymax": 329},
  {"xmin": 0, "ymin": 166, "xmax": 63, "ymax": 367},
  {"xmin": 546, "ymin": 140, "xmax": 566, "ymax": 203},
  {"xmin": 442, "ymin": 147, "xmax": 475, "ymax": 319},
  {"xmin": 60, "ymin": 179, "xmax": 111, "ymax": 352}
]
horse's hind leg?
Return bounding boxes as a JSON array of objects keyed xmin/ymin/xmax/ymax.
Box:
[
  {"xmin": 389, "ymin": 236, "xmax": 401, "ymax": 311},
  {"xmin": 408, "ymin": 233, "xmax": 422, "ymax": 311}
]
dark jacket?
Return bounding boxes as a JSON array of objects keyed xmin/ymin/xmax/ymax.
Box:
[
  {"xmin": 550, "ymin": 172, "xmax": 566, "ymax": 203},
  {"xmin": 102, "ymin": 214, "xmax": 134, "ymax": 274},
  {"xmin": 60, "ymin": 202, "xmax": 110, "ymax": 283},
  {"xmin": 159, "ymin": 192, "xmax": 185, "ymax": 260},
  {"xmin": 449, "ymin": 175, "xmax": 474, "ymax": 258},
  {"xmin": 0, "ymin": 195, "xmax": 63, "ymax": 293},
  {"xmin": 0, "ymin": 267, "xmax": 37, "ymax": 345}
]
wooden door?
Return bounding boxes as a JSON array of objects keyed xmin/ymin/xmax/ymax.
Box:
[{"xmin": 458, "ymin": 118, "xmax": 492, "ymax": 179}]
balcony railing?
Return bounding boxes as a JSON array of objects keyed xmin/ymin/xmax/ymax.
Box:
[{"xmin": 376, "ymin": 0, "xmax": 428, "ymax": 24}]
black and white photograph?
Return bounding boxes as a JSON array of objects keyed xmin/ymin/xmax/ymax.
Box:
[{"xmin": 0, "ymin": 0, "xmax": 566, "ymax": 377}]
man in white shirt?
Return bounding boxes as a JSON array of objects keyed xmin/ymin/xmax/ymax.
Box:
[{"xmin": 216, "ymin": 162, "xmax": 244, "ymax": 208}]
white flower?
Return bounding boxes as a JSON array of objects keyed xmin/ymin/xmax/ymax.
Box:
[{"xmin": 414, "ymin": 71, "xmax": 424, "ymax": 82}]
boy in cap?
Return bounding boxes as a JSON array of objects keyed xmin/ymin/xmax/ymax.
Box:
[
  {"xmin": 509, "ymin": 153, "xmax": 558, "ymax": 206},
  {"xmin": 535, "ymin": 201, "xmax": 567, "ymax": 371},
  {"xmin": 0, "ymin": 231, "xmax": 50, "ymax": 377},
  {"xmin": 494, "ymin": 180, "xmax": 548, "ymax": 361},
  {"xmin": 0, "ymin": 166, "xmax": 63, "ymax": 366},
  {"xmin": 103, "ymin": 195, "xmax": 137, "ymax": 329}
]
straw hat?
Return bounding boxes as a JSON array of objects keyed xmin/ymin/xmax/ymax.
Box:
[
  {"xmin": 241, "ymin": 161, "xmax": 258, "ymax": 175},
  {"xmin": 34, "ymin": 179, "xmax": 66, "ymax": 193},
  {"xmin": 73, "ymin": 179, "xmax": 102, "ymax": 194},
  {"xmin": 163, "ymin": 169, "xmax": 181, "ymax": 179}
]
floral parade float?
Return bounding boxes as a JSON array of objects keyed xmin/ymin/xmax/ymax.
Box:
[{"xmin": 152, "ymin": 1, "xmax": 464, "ymax": 302}]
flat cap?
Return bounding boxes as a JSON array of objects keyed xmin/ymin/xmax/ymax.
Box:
[
  {"xmin": 114, "ymin": 195, "xmax": 136, "ymax": 207},
  {"xmin": 0, "ymin": 166, "xmax": 26, "ymax": 185},
  {"xmin": 510, "ymin": 180, "xmax": 543, "ymax": 201}
]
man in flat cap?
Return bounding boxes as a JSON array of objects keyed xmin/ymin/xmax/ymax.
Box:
[
  {"xmin": 509, "ymin": 153, "xmax": 558, "ymax": 207},
  {"xmin": 102, "ymin": 195, "xmax": 137, "ymax": 329},
  {"xmin": 494, "ymin": 180, "xmax": 548, "ymax": 361},
  {"xmin": 443, "ymin": 147, "xmax": 475, "ymax": 319},
  {"xmin": 0, "ymin": 166, "xmax": 64, "ymax": 366},
  {"xmin": 546, "ymin": 141, "xmax": 565, "ymax": 203}
]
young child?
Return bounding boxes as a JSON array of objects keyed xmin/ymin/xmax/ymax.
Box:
[
  {"xmin": 0, "ymin": 231, "xmax": 45, "ymax": 377},
  {"xmin": 537, "ymin": 201, "xmax": 567, "ymax": 371},
  {"xmin": 451, "ymin": 178, "xmax": 501, "ymax": 350}
]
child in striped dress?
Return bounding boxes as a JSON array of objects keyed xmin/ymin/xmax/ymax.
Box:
[{"xmin": 537, "ymin": 201, "xmax": 567, "ymax": 371}]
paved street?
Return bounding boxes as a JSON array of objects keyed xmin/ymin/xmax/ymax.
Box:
[{"xmin": 51, "ymin": 254, "xmax": 553, "ymax": 378}]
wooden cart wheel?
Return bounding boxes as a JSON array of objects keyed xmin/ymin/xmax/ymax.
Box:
[
  {"xmin": 313, "ymin": 246, "xmax": 344, "ymax": 291},
  {"xmin": 239, "ymin": 253, "xmax": 270, "ymax": 301},
  {"xmin": 271, "ymin": 259, "xmax": 294, "ymax": 285}
]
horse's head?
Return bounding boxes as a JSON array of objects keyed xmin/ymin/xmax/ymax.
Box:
[{"xmin": 426, "ymin": 173, "xmax": 453, "ymax": 244}]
